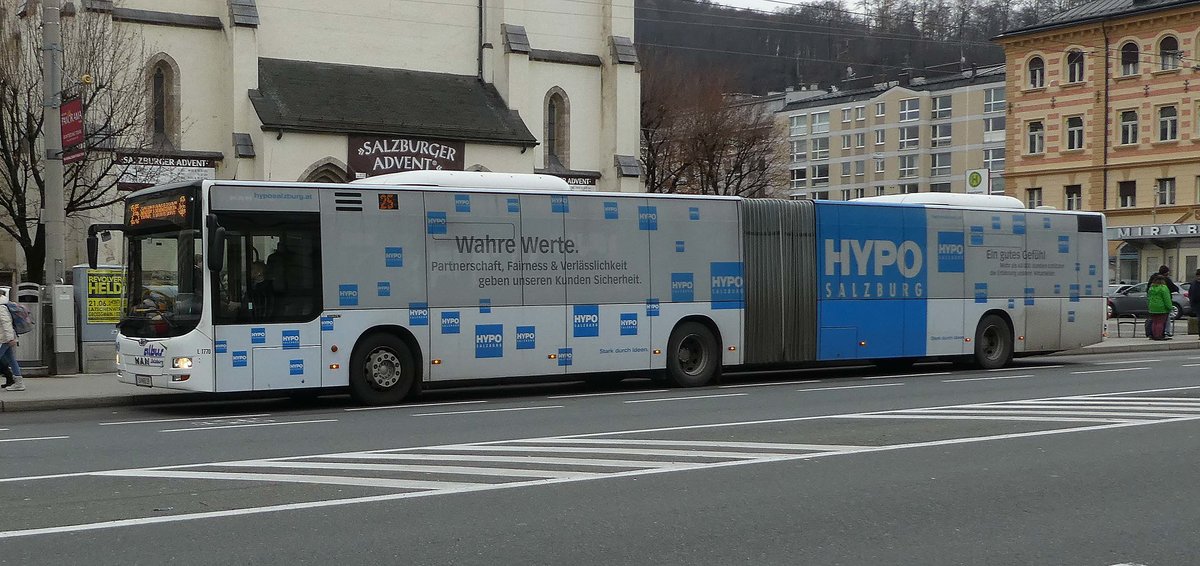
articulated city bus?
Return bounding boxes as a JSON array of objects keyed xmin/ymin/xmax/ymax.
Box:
[{"xmin": 89, "ymin": 172, "xmax": 1106, "ymax": 405}]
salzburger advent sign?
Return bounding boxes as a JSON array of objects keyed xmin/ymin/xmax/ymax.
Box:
[{"xmin": 348, "ymin": 135, "xmax": 465, "ymax": 178}]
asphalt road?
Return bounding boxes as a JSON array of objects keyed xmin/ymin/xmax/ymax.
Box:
[{"xmin": 2, "ymin": 351, "xmax": 1199, "ymax": 565}]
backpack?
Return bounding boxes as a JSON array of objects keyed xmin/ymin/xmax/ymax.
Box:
[{"xmin": 5, "ymin": 302, "xmax": 33, "ymax": 335}]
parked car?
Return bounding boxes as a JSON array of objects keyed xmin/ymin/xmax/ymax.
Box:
[
  {"xmin": 1107, "ymin": 282, "xmax": 1191, "ymax": 319},
  {"xmin": 1107, "ymin": 283, "xmax": 1133, "ymax": 296}
]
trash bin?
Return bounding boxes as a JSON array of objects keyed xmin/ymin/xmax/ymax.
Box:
[{"xmin": 14, "ymin": 282, "xmax": 40, "ymax": 365}]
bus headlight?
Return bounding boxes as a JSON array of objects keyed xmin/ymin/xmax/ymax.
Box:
[{"xmin": 172, "ymin": 357, "xmax": 194, "ymax": 369}]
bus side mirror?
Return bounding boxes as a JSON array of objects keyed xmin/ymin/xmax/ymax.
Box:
[
  {"xmin": 207, "ymin": 226, "xmax": 226, "ymax": 272},
  {"xmin": 86, "ymin": 234, "xmax": 98, "ymax": 269}
]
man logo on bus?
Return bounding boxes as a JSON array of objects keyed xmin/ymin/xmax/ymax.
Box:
[
  {"xmin": 289, "ymin": 359, "xmax": 304, "ymax": 376},
  {"xmin": 671, "ymin": 273, "xmax": 694, "ymax": 302},
  {"xmin": 339, "ymin": 284, "xmax": 359, "ymax": 306},
  {"xmin": 442, "ymin": 311, "xmax": 461, "ymax": 334},
  {"xmin": 620, "ymin": 313, "xmax": 638, "ymax": 336},
  {"xmin": 573, "ymin": 305, "xmax": 600, "ymax": 338},
  {"xmin": 475, "ymin": 324, "xmax": 504, "ymax": 358},
  {"xmin": 516, "ymin": 326, "xmax": 536, "ymax": 349},
  {"xmin": 282, "ymin": 330, "xmax": 300, "ymax": 350}
]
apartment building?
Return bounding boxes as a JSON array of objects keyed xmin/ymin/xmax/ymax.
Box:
[
  {"xmin": 996, "ymin": 0, "xmax": 1200, "ymax": 282},
  {"xmin": 779, "ymin": 65, "xmax": 1007, "ymax": 201}
]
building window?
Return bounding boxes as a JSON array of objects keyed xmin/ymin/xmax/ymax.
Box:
[
  {"xmin": 1028, "ymin": 56, "xmax": 1045, "ymax": 88},
  {"xmin": 855, "ymin": 132, "xmax": 866, "ymax": 148},
  {"xmin": 855, "ymin": 106, "xmax": 865, "ymax": 121},
  {"xmin": 790, "ymin": 140, "xmax": 806, "ymax": 162},
  {"xmin": 901, "ymin": 183, "xmax": 919, "ymax": 194},
  {"xmin": 811, "ymin": 111, "xmax": 830, "ymax": 134},
  {"xmin": 875, "ymin": 158, "xmax": 885, "ymax": 173},
  {"xmin": 147, "ymin": 55, "xmax": 181, "ymax": 150},
  {"xmin": 984, "ymin": 148, "xmax": 1005, "ymax": 171},
  {"xmin": 1160, "ymin": 36, "xmax": 1181, "ymax": 70},
  {"xmin": 875, "ymin": 186, "xmax": 887, "ymax": 196},
  {"xmin": 842, "ymin": 134, "xmax": 852, "ymax": 150},
  {"xmin": 1121, "ymin": 42, "xmax": 1140, "ymax": 76},
  {"xmin": 899, "ymin": 98, "xmax": 919, "ymax": 121},
  {"xmin": 854, "ymin": 160, "xmax": 865, "ymax": 176},
  {"xmin": 841, "ymin": 189, "xmax": 851, "ymax": 200},
  {"xmin": 1065, "ymin": 185, "xmax": 1082, "ymax": 210},
  {"xmin": 931, "ymin": 123, "xmax": 952, "ymax": 147},
  {"xmin": 1120, "ymin": 110, "xmax": 1139, "ymax": 145},
  {"xmin": 875, "ymin": 102, "xmax": 885, "ymax": 117},
  {"xmin": 853, "ymin": 187, "xmax": 865, "ymax": 199},
  {"xmin": 983, "ymin": 116, "xmax": 1005, "ymax": 143},
  {"xmin": 875, "ymin": 129, "xmax": 885, "ymax": 145},
  {"xmin": 790, "ymin": 168, "xmax": 807, "ymax": 189},
  {"xmin": 811, "ymin": 191, "xmax": 829, "ymax": 200},
  {"xmin": 931, "ymin": 153, "xmax": 951, "ymax": 177},
  {"xmin": 790, "ymin": 114, "xmax": 808, "ymax": 136},
  {"xmin": 899, "ymin": 155, "xmax": 918, "ymax": 178},
  {"xmin": 898, "ymin": 126, "xmax": 919, "ymax": 150},
  {"xmin": 1066, "ymin": 50, "xmax": 1085, "ymax": 83},
  {"xmin": 930, "ymin": 182, "xmax": 951, "ymax": 193},
  {"xmin": 1157, "ymin": 178, "xmax": 1176, "ymax": 205},
  {"xmin": 841, "ymin": 108, "xmax": 852, "ymax": 123},
  {"xmin": 1119, "ymin": 181, "xmax": 1136, "ymax": 208},
  {"xmin": 984, "ymin": 87, "xmax": 1005, "ymax": 112},
  {"xmin": 545, "ymin": 88, "xmax": 570, "ymax": 168},
  {"xmin": 810, "ymin": 164, "xmax": 829, "ymax": 186},
  {"xmin": 1027, "ymin": 121, "xmax": 1044, "ymax": 154},
  {"xmin": 811, "ymin": 137, "xmax": 829, "ymax": 160},
  {"xmin": 932, "ymin": 95, "xmax": 952, "ymax": 119},
  {"xmin": 1026, "ymin": 188, "xmax": 1043, "ymax": 208},
  {"xmin": 1066, "ymin": 116, "xmax": 1084, "ymax": 150},
  {"xmin": 841, "ymin": 161, "xmax": 852, "ymax": 178},
  {"xmin": 1159, "ymin": 106, "xmax": 1178, "ymax": 141}
]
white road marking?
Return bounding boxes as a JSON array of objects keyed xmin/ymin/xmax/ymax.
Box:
[
  {"xmin": 797, "ymin": 383, "xmax": 903, "ymax": 392},
  {"xmin": 94, "ymin": 469, "xmax": 489, "ymax": 491},
  {"xmin": 943, "ymin": 374, "xmax": 1033, "ymax": 383},
  {"xmin": 1015, "ymin": 399, "xmax": 1200, "ymax": 408},
  {"xmin": 504, "ymin": 438, "xmax": 868, "ymax": 452},
  {"xmin": 1065, "ymin": 395, "xmax": 1200, "ymax": 402},
  {"xmin": 864, "ymin": 372, "xmax": 950, "ymax": 380},
  {"xmin": 1071, "ymin": 367, "xmax": 1150, "ymax": 375},
  {"xmin": 312, "ymin": 452, "xmax": 696, "ymax": 468},
  {"xmin": 624, "ymin": 393, "xmax": 747, "ymax": 404},
  {"xmin": 0, "ymin": 436, "xmax": 69, "ymax": 444},
  {"xmin": 412, "ymin": 405, "xmax": 563, "ymax": 417},
  {"xmin": 422, "ymin": 444, "xmax": 797, "ymax": 459},
  {"xmin": 891, "ymin": 408, "xmax": 1197, "ymax": 419},
  {"xmin": 1093, "ymin": 359, "xmax": 1161, "ymax": 365},
  {"xmin": 159, "ymin": 419, "xmax": 337, "ymax": 433},
  {"xmin": 99, "ymin": 414, "xmax": 272, "ymax": 426},
  {"xmin": 986, "ymin": 365, "xmax": 1063, "ymax": 372},
  {"xmin": 0, "ymin": 428, "xmax": 8, "ymax": 432},
  {"xmin": 547, "ymin": 389, "xmax": 670, "ymax": 399},
  {"xmin": 344, "ymin": 400, "xmax": 487, "ymax": 412},
  {"xmin": 719, "ymin": 379, "xmax": 821, "ymax": 388},
  {"xmin": 219, "ymin": 460, "xmax": 603, "ymax": 479},
  {"xmin": 846, "ymin": 414, "xmax": 1139, "ymax": 423}
]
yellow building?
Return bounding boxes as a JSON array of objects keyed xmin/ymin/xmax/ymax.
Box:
[{"xmin": 996, "ymin": 0, "xmax": 1200, "ymax": 283}]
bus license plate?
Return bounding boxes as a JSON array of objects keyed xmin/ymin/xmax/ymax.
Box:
[{"xmin": 135, "ymin": 374, "xmax": 153, "ymax": 387}]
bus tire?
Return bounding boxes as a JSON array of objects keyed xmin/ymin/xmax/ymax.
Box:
[
  {"xmin": 666, "ymin": 321, "xmax": 721, "ymax": 387},
  {"xmin": 349, "ymin": 333, "xmax": 418, "ymax": 406},
  {"xmin": 973, "ymin": 314, "xmax": 1013, "ymax": 370}
]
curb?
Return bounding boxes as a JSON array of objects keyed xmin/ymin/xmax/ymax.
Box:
[
  {"xmin": 0, "ymin": 391, "xmax": 254, "ymax": 413},
  {"xmin": 1051, "ymin": 340, "xmax": 1200, "ymax": 356}
]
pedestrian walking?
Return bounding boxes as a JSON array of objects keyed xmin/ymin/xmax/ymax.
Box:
[
  {"xmin": 0, "ymin": 293, "xmax": 25, "ymax": 391},
  {"xmin": 1148, "ymin": 274, "xmax": 1173, "ymax": 341},
  {"xmin": 1155, "ymin": 265, "xmax": 1180, "ymax": 337},
  {"xmin": 1192, "ymin": 269, "xmax": 1200, "ymax": 340}
]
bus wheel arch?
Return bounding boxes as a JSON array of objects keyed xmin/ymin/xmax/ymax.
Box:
[
  {"xmin": 973, "ymin": 311, "xmax": 1014, "ymax": 369},
  {"xmin": 348, "ymin": 326, "xmax": 422, "ymax": 405},
  {"xmin": 665, "ymin": 316, "xmax": 722, "ymax": 387}
]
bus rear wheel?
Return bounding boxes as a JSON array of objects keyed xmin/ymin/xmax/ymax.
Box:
[
  {"xmin": 973, "ymin": 314, "xmax": 1013, "ymax": 370},
  {"xmin": 666, "ymin": 321, "xmax": 720, "ymax": 387},
  {"xmin": 350, "ymin": 333, "xmax": 417, "ymax": 405}
]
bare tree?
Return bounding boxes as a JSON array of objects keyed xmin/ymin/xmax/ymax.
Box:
[{"xmin": 0, "ymin": 1, "xmax": 146, "ymax": 283}]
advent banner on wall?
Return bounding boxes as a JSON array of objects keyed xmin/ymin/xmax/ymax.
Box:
[{"xmin": 348, "ymin": 135, "xmax": 466, "ymax": 179}]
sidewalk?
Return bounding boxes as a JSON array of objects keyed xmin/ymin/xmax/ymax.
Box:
[{"xmin": 2, "ymin": 325, "xmax": 1198, "ymax": 412}]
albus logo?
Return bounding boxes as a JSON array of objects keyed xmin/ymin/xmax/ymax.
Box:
[
  {"xmin": 710, "ymin": 262, "xmax": 745, "ymax": 309},
  {"xmin": 427, "ymin": 211, "xmax": 448, "ymax": 234},
  {"xmin": 142, "ymin": 344, "xmax": 165, "ymax": 358},
  {"xmin": 232, "ymin": 351, "xmax": 248, "ymax": 367},
  {"xmin": 620, "ymin": 313, "xmax": 638, "ymax": 336},
  {"xmin": 289, "ymin": 359, "xmax": 304, "ymax": 376},
  {"xmin": 409, "ymin": 303, "xmax": 430, "ymax": 326},
  {"xmin": 455, "ymin": 194, "xmax": 471, "ymax": 212},
  {"xmin": 441, "ymin": 311, "xmax": 461, "ymax": 334},
  {"xmin": 936, "ymin": 232, "xmax": 965, "ymax": 273},
  {"xmin": 516, "ymin": 326, "xmax": 536, "ymax": 349},
  {"xmin": 671, "ymin": 273, "xmax": 694, "ymax": 302},
  {"xmin": 638, "ymin": 206, "xmax": 658, "ymax": 230},
  {"xmin": 573, "ymin": 305, "xmax": 600, "ymax": 338},
  {"xmin": 282, "ymin": 330, "xmax": 300, "ymax": 350},
  {"xmin": 384, "ymin": 247, "xmax": 404, "ymax": 268},
  {"xmin": 475, "ymin": 324, "xmax": 504, "ymax": 358},
  {"xmin": 250, "ymin": 327, "xmax": 266, "ymax": 344},
  {"xmin": 339, "ymin": 284, "xmax": 359, "ymax": 306}
]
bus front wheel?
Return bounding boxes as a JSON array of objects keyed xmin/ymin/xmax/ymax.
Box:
[
  {"xmin": 666, "ymin": 321, "xmax": 721, "ymax": 387},
  {"xmin": 973, "ymin": 314, "xmax": 1013, "ymax": 370},
  {"xmin": 350, "ymin": 333, "xmax": 418, "ymax": 405}
]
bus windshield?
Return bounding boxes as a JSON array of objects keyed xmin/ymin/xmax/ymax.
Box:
[{"xmin": 119, "ymin": 186, "xmax": 204, "ymax": 339}]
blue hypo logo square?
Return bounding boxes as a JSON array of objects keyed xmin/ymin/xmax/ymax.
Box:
[
  {"xmin": 427, "ymin": 211, "xmax": 448, "ymax": 234},
  {"xmin": 1024, "ymin": 287, "xmax": 1035, "ymax": 306},
  {"xmin": 339, "ymin": 284, "xmax": 359, "ymax": 306},
  {"xmin": 1012, "ymin": 215, "xmax": 1026, "ymax": 235},
  {"xmin": 1054, "ymin": 284, "xmax": 1062, "ymax": 295},
  {"xmin": 689, "ymin": 207, "xmax": 700, "ymax": 221},
  {"xmin": 455, "ymin": 194, "xmax": 471, "ymax": 213},
  {"xmin": 646, "ymin": 298, "xmax": 660, "ymax": 317},
  {"xmin": 936, "ymin": 232, "xmax": 966, "ymax": 273},
  {"xmin": 1043, "ymin": 216, "xmax": 1053, "ymax": 229},
  {"xmin": 558, "ymin": 348, "xmax": 573, "ymax": 367},
  {"xmin": 620, "ymin": 313, "xmax": 638, "ymax": 336},
  {"xmin": 671, "ymin": 273, "xmax": 694, "ymax": 302},
  {"xmin": 991, "ymin": 216, "xmax": 1001, "ymax": 230},
  {"xmin": 638, "ymin": 206, "xmax": 658, "ymax": 230},
  {"xmin": 409, "ymin": 302, "xmax": 429, "ymax": 326},
  {"xmin": 479, "ymin": 298, "xmax": 492, "ymax": 313},
  {"xmin": 552, "ymin": 195, "xmax": 569, "ymax": 213},
  {"xmin": 251, "ymin": 327, "xmax": 266, "ymax": 344},
  {"xmin": 289, "ymin": 359, "xmax": 304, "ymax": 376},
  {"xmin": 1058, "ymin": 235, "xmax": 1070, "ymax": 254},
  {"xmin": 676, "ymin": 241, "xmax": 685, "ymax": 253},
  {"xmin": 573, "ymin": 305, "xmax": 600, "ymax": 338},
  {"xmin": 974, "ymin": 283, "xmax": 988, "ymax": 304},
  {"xmin": 710, "ymin": 262, "xmax": 744, "ymax": 309},
  {"xmin": 507, "ymin": 198, "xmax": 520, "ymax": 213},
  {"xmin": 1068, "ymin": 310, "xmax": 1076, "ymax": 323},
  {"xmin": 320, "ymin": 316, "xmax": 334, "ymax": 332},
  {"xmin": 232, "ymin": 351, "xmax": 248, "ymax": 368},
  {"xmin": 604, "ymin": 201, "xmax": 619, "ymax": 220},
  {"xmin": 475, "ymin": 324, "xmax": 504, "ymax": 358},
  {"xmin": 970, "ymin": 225, "xmax": 984, "ymax": 246},
  {"xmin": 282, "ymin": 330, "xmax": 300, "ymax": 350},
  {"xmin": 377, "ymin": 281, "xmax": 392, "ymax": 297},
  {"xmin": 385, "ymin": 247, "xmax": 404, "ymax": 268},
  {"xmin": 516, "ymin": 326, "xmax": 536, "ymax": 349},
  {"xmin": 441, "ymin": 311, "xmax": 461, "ymax": 334},
  {"xmin": 215, "ymin": 340, "xmax": 228, "ymax": 354}
]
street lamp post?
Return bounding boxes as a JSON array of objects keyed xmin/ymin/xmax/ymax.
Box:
[{"xmin": 41, "ymin": 0, "xmax": 67, "ymax": 373}]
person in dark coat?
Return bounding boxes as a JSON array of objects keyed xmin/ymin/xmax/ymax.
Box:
[
  {"xmin": 1191, "ymin": 269, "xmax": 1200, "ymax": 339},
  {"xmin": 1155, "ymin": 265, "xmax": 1180, "ymax": 336}
]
